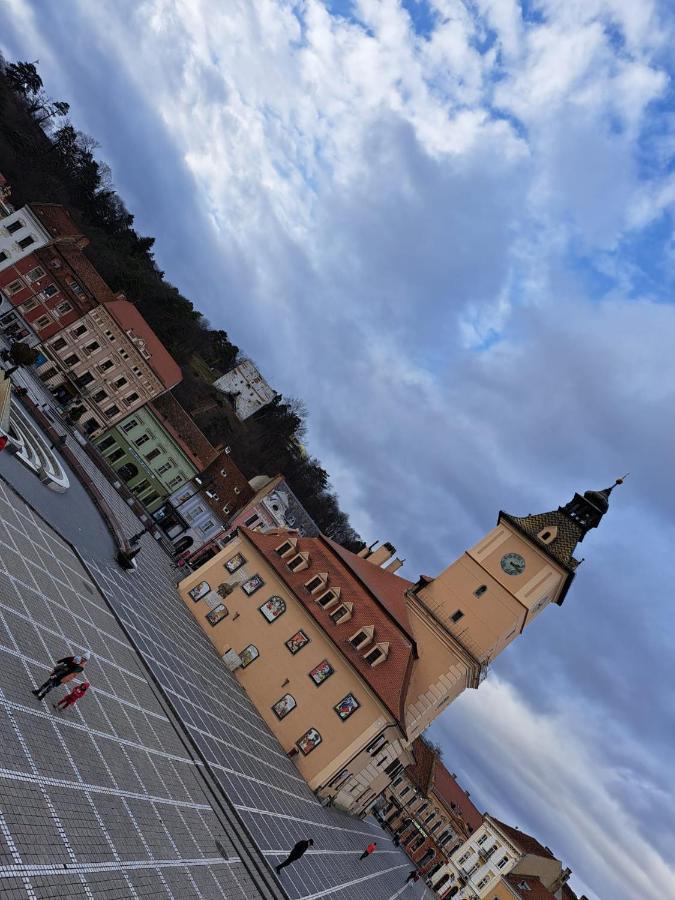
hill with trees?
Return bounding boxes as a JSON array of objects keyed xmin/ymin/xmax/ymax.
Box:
[{"xmin": 0, "ymin": 58, "xmax": 362, "ymax": 550}]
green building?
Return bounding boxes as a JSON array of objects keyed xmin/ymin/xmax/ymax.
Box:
[{"xmin": 93, "ymin": 404, "xmax": 209, "ymax": 513}]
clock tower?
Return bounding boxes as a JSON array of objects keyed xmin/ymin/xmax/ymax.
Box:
[{"xmin": 402, "ymin": 480, "xmax": 623, "ymax": 739}]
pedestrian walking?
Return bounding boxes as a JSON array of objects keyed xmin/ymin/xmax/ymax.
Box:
[
  {"xmin": 32, "ymin": 651, "xmax": 91, "ymax": 701},
  {"xmin": 53, "ymin": 681, "xmax": 90, "ymax": 711},
  {"xmin": 358, "ymin": 841, "xmax": 377, "ymax": 860},
  {"xmin": 405, "ymin": 870, "xmax": 420, "ymax": 883},
  {"xmin": 275, "ymin": 838, "xmax": 314, "ymax": 874}
]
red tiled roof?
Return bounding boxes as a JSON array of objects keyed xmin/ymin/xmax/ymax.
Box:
[
  {"xmin": 432, "ymin": 764, "xmax": 483, "ymax": 833},
  {"xmin": 29, "ymin": 203, "xmax": 87, "ymax": 242},
  {"xmin": 149, "ymin": 393, "xmax": 217, "ymax": 470},
  {"xmin": 201, "ymin": 451, "xmax": 254, "ymax": 517},
  {"xmin": 326, "ymin": 539, "xmax": 415, "ymax": 640},
  {"xmin": 406, "ymin": 737, "xmax": 436, "ymax": 794},
  {"xmin": 244, "ymin": 529, "xmax": 415, "ymax": 725},
  {"xmin": 561, "ymin": 884, "xmax": 579, "ymax": 900},
  {"xmin": 491, "ymin": 818, "xmax": 556, "ymax": 860},
  {"xmin": 506, "ymin": 875, "xmax": 557, "ymax": 899},
  {"xmin": 104, "ymin": 299, "xmax": 182, "ymax": 390}
]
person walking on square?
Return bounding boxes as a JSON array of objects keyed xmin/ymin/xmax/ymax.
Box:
[
  {"xmin": 405, "ymin": 870, "xmax": 420, "ymax": 884},
  {"xmin": 53, "ymin": 681, "xmax": 90, "ymax": 711},
  {"xmin": 275, "ymin": 838, "xmax": 314, "ymax": 874},
  {"xmin": 32, "ymin": 650, "xmax": 90, "ymax": 701},
  {"xmin": 358, "ymin": 841, "xmax": 377, "ymax": 860}
]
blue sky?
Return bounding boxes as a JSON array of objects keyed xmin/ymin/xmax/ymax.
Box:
[{"xmin": 2, "ymin": 2, "xmax": 675, "ymax": 897}]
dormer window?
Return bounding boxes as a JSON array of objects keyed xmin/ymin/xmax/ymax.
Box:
[
  {"xmin": 363, "ymin": 642, "xmax": 389, "ymax": 667},
  {"xmin": 304, "ymin": 572, "xmax": 328, "ymax": 594},
  {"xmin": 329, "ymin": 602, "xmax": 353, "ymax": 625},
  {"xmin": 316, "ymin": 587, "xmax": 340, "ymax": 610},
  {"xmin": 287, "ymin": 552, "xmax": 310, "ymax": 573},
  {"xmin": 537, "ymin": 525, "xmax": 558, "ymax": 544},
  {"xmin": 348, "ymin": 626, "xmax": 373, "ymax": 650},
  {"xmin": 275, "ymin": 538, "xmax": 297, "ymax": 558}
]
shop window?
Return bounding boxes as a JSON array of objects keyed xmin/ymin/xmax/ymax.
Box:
[
  {"xmin": 132, "ymin": 480, "xmax": 150, "ymax": 495},
  {"xmin": 259, "ymin": 596, "xmax": 286, "ymax": 622},
  {"xmin": 239, "ymin": 644, "xmax": 259, "ymax": 668},
  {"xmin": 285, "ymin": 630, "xmax": 310, "ymax": 654},
  {"xmin": 108, "ymin": 448, "xmax": 125, "ymax": 463},
  {"xmin": 334, "ymin": 693, "xmax": 359, "ymax": 720},
  {"xmin": 296, "ymin": 727, "xmax": 321, "ymax": 755},
  {"xmin": 117, "ymin": 462, "xmax": 138, "ymax": 482},
  {"xmin": 363, "ymin": 642, "xmax": 389, "ymax": 667},
  {"xmin": 271, "ymin": 693, "xmax": 296, "ymax": 720},
  {"xmin": 308, "ymin": 660, "xmax": 334, "ymax": 686}
]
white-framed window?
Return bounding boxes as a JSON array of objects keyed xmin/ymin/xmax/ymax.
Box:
[
  {"xmin": 348, "ymin": 626, "xmax": 373, "ymax": 650},
  {"xmin": 84, "ymin": 340, "xmax": 101, "ymax": 355},
  {"xmin": 34, "ymin": 314, "xmax": 52, "ymax": 330},
  {"xmin": 304, "ymin": 573, "xmax": 327, "ymax": 593},
  {"xmin": 26, "ymin": 266, "xmax": 45, "ymax": 281},
  {"xmin": 6, "ymin": 219, "xmax": 23, "ymax": 234},
  {"xmin": 329, "ymin": 602, "xmax": 353, "ymax": 625},
  {"xmin": 120, "ymin": 419, "xmax": 138, "ymax": 433},
  {"xmin": 5, "ymin": 279, "xmax": 23, "ymax": 295},
  {"xmin": 287, "ymin": 552, "xmax": 310, "ymax": 573},
  {"xmin": 42, "ymin": 284, "xmax": 59, "ymax": 298},
  {"xmin": 363, "ymin": 642, "xmax": 389, "ymax": 667},
  {"xmin": 55, "ymin": 301, "xmax": 72, "ymax": 315},
  {"xmin": 275, "ymin": 538, "xmax": 297, "ymax": 557},
  {"xmin": 72, "ymin": 324, "xmax": 88, "ymax": 337},
  {"xmin": 16, "ymin": 235, "xmax": 34, "ymax": 250},
  {"xmin": 497, "ymin": 855, "xmax": 509, "ymax": 869},
  {"xmin": 477, "ymin": 833, "xmax": 488, "ymax": 845},
  {"xmin": 458, "ymin": 851, "xmax": 471, "ymax": 865},
  {"xmin": 316, "ymin": 587, "xmax": 340, "ymax": 610},
  {"xmin": 20, "ymin": 297, "xmax": 39, "ymax": 312}
]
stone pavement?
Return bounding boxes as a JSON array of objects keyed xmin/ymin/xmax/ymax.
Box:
[{"xmin": 0, "ymin": 361, "xmax": 432, "ymax": 899}]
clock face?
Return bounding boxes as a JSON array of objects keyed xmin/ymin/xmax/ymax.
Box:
[{"xmin": 500, "ymin": 552, "xmax": 526, "ymax": 576}]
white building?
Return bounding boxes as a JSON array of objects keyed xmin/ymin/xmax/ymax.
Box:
[
  {"xmin": 0, "ymin": 206, "xmax": 52, "ymax": 271},
  {"xmin": 213, "ymin": 359, "xmax": 277, "ymax": 420}
]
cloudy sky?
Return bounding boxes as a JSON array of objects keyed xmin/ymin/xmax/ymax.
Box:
[{"xmin": 2, "ymin": 1, "xmax": 674, "ymax": 896}]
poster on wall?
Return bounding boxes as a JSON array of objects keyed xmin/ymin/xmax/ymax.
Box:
[
  {"xmin": 285, "ymin": 630, "xmax": 310, "ymax": 654},
  {"xmin": 334, "ymin": 693, "xmax": 359, "ymax": 720},
  {"xmin": 225, "ymin": 553, "xmax": 246, "ymax": 573},
  {"xmin": 259, "ymin": 596, "xmax": 286, "ymax": 622},
  {"xmin": 308, "ymin": 660, "xmax": 334, "ymax": 685},
  {"xmin": 242, "ymin": 574, "xmax": 264, "ymax": 596},
  {"xmin": 296, "ymin": 727, "xmax": 322, "ymax": 755},
  {"xmin": 188, "ymin": 581, "xmax": 210, "ymax": 602},
  {"xmin": 239, "ymin": 645, "xmax": 259, "ymax": 668},
  {"xmin": 271, "ymin": 693, "xmax": 296, "ymax": 720},
  {"xmin": 206, "ymin": 604, "xmax": 228, "ymax": 626}
]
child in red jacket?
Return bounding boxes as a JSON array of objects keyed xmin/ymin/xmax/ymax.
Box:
[{"xmin": 53, "ymin": 682, "xmax": 90, "ymax": 710}]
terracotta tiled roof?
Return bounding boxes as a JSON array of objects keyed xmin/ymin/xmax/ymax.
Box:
[
  {"xmin": 29, "ymin": 203, "xmax": 86, "ymax": 242},
  {"xmin": 561, "ymin": 884, "xmax": 579, "ymax": 900},
  {"xmin": 491, "ymin": 817, "xmax": 556, "ymax": 860},
  {"xmin": 149, "ymin": 394, "xmax": 217, "ymax": 470},
  {"xmin": 432, "ymin": 763, "xmax": 483, "ymax": 833},
  {"xmin": 326, "ymin": 539, "xmax": 415, "ymax": 640},
  {"xmin": 200, "ymin": 451, "xmax": 254, "ymax": 517},
  {"xmin": 104, "ymin": 299, "xmax": 182, "ymax": 390},
  {"xmin": 405, "ymin": 737, "xmax": 436, "ymax": 794},
  {"xmin": 506, "ymin": 874, "xmax": 557, "ymax": 899},
  {"xmin": 244, "ymin": 529, "xmax": 415, "ymax": 726}
]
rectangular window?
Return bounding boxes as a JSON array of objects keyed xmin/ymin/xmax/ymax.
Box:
[
  {"xmin": 63, "ymin": 353, "xmax": 79, "ymax": 366},
  {"xmin": 451, "ymin": 610, "xmax": 464, "ymax": 623},
  {"xmin": 97, "ymin": 436, "xmax": 116, "ymax": 452},
  {"xmin": 477, "ymin": 834, "xmax": 488, "ymax": 845},
  {"xmin": 6, "ymin": 220, "xmax": 23, "ymax": 234},
  {"xmin": 92, "ymin": 390, "xmax": 108, "ymax": 403},
  {"xmin": 156, "ymin": 462, "xmax": 173, "ymax": 475},
  {"xmin": 105, "ymin": 330, "xmax": 115, "ymax": 341},
  {"xmin": 104, "ymin": 404, "xmax": 120, "ymax": 418},
  {"xmin": 134, "ymin": 434, "xmax": 150, "ymax": 447},
  {"xmin": 121, "ymin": 419, "xmax": 138, "ymax": 433},
  {"xmin": 0, "ymin": 251, "xmax": 8, "ymax": 262},
  {"xmin": 34, "ymin": 315, "xmax": 51, "ymax": 329},
  {"xmin": 167, "ymin": 475, "xmax": 183, "ymax": 487},
  {"xmin": 200, "ymin": 518, "xmax": 216, "ymax": 532},
  {"xmin": 55, "ymin": 301, "xmax": 72, "ymax": 314},
  {"xmin": 39, "ymin": 367, "xmax": 58, "ymax": 381},
  {"xmin": 75, "ymin": 372, "xmax": 94, "ymax": 387},
  {"xmin": 245, "ymin": 514, "xmax": 261, "ymax": 528},
  {"xmin": 108, "ymin": 447, "xmax": 125, "ymax": 463},
  {"xmin": 98, "ymin": 359, "xmax": 114, "ymax": 372},
  {"xmin": 142, "ymin": 492, "xmax": 159, "ymax": 505},
  {"xmin": 17, "ymin": 235, "xmax": 35, "ymax": 250},
  {"xmin": 71, "ymin": 324, "xmax": 88, "ymax": 337},
  {"xmin": 124, "ymin": 392, "xmax": 139, "ymax": 406},
  {"xmin": 132, "ymin": 480, "xmax": 150, "ymax": 494},
  {"xmin": 42, "ymin": 284, "xmax": 59, "ymax": 298},
  {"xmin": 5, "ymin": 279, "xmax": 23, "ymax": 295},
  {"xmin": 20, "ymin": 297, "xmax": 39, "ymax": 312},
  {"xmin": 113, "ymin": 376, "xmax": 128, "ymax": 388},
  {"xmin": 497, "ymin": 856, "xmax": 509, "ymax": 869},
  {"xmin": 144, "ymin": 447, "xmax": 160, "ymax": 461},
  {"xmin": 84, "ymin": 341, "xmax": 100, "ymax": 354},
  {"xmin": 68, "ymin": 280, "xmax": 85, "ymax": 295},
  {"xmin": 26, "ymin": 266, "xmax": 45, "ymax": 281}
]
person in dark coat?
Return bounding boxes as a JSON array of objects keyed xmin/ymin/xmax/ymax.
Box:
[
  {"xmin": 405, "ymin": 870, "xmax": 420, "ymax": 883},
  {"xmin": 358, "ymin": 841, "xmax": 377, "ymax": 860},
  {"xmin": 32, "ymin": 651, "xmax": 90, "ymax": 700},
  {"xmin": 275, "ymin": 838, "xmax": 313, "ymax": 874}
]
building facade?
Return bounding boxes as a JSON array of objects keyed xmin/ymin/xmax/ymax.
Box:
[
  {"xmin": 178, "ymin": 482, "xmax": 622, "ymax": 818},
  {"xmin": 37, "ymin": 297, "xmax": 181, "ymax": 435},
  {"xmin": 229, "ymin": 474, "xmax": 320, "ymax": 536},
  {"xmin": 94, "ymin": 407, "xmax": 203, "ymax": 513},
  {"xmin": 213, "ymin": 359, "xmax": 277, "ymax": 420}
]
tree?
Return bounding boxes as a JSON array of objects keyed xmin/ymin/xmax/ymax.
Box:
[{"xmin": 4, "ymin": 61, "xmax": 42, "ymax": 97}]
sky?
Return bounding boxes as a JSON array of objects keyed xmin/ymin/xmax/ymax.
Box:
[{"xmin": 1, "ymin": 1, "xmax": 674, "ymax": 897}]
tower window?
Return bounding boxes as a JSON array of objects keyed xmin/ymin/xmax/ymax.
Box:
[
  {"xmin": 451, "ymin": 610, "xmax": 464, "ymax": 623},
  {"xmin": 474, "ymin": 585, "xmax": 487, "ymax": 598},
  {"xmin": 537, "ymin": 525, "xmax": 558, "ymax": 544}
]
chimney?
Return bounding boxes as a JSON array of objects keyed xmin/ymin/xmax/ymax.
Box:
[
  {"xmin": 357, "ymin": 540, "xmax": 378, "ymax": 559},
  {"xmin": 384, "ymin": 557, "xmax": 405, "ymax": 573},
  {"xmin": 367, "ymin": 541, "xmax": 396, "ymax": 567}
]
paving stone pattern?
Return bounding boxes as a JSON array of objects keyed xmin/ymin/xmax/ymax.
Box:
[{"xmin": 0, "ymin": 363, "xmax": 431, "ymax": 900}]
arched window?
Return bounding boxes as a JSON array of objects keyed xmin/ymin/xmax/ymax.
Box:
[
  {"xmin": 418, "ymin": 848, "xmax": 435, "ymax": 866},
  {"xmin": 474, "ymin": 585, "xmax": 487, "ymax": 598},
  {"xmin": 271, "ymin": 693, "xmax": 296, "ymax": 720},
  {"xmin": 434, "ymin": 874, "xmax": 450, "ymax": 890},
  {"xmin": 239, "ymin": 645, "xmax": 259, "ymax": 667}
]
